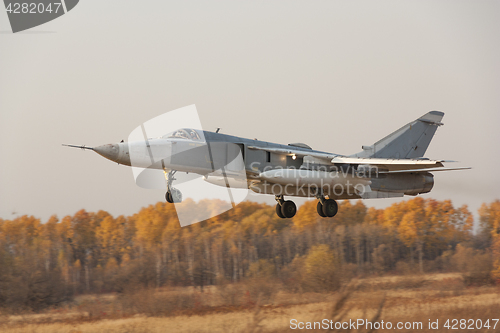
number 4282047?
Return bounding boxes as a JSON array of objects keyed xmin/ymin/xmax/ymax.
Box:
[
  {"xmin": 444, "ymin": 319, "xmax": 498, "ymax": 330},
  {"xmin": 6, "ymin": 3, "xmax": 62, "ymax": 14}
]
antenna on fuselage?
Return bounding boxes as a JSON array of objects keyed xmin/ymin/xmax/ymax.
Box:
[
  {"xmin": 216, "ymin": 128, "xmax": 221, "ymax": 133},
  {"xmin": 62, "ymin": 144, "xmax": 94, "ymax": 151}
]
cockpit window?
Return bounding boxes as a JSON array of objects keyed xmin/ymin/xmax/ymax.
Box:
[
  {"xmin": 172, "ymin": 130, "xmax": 190, "ymax": 139},
  {"xmin": 166, "ymin": 128, "xmax": 202, "ymax": 141},
  {"xmin": 188, "ymin": 129, "xmax": 201, "ymax": 141}
]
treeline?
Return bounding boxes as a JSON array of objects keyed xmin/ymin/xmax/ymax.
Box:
[{"xmin": 0, "ymin": 198, "xmax": 499, "ymax": 310}]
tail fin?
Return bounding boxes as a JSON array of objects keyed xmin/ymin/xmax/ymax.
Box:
[{"xmin": 352, "ymin": 111, "xmax": 444, "ymax": 159}]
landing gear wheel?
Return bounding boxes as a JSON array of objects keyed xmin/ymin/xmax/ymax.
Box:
[
  {"xmin": 317, "ymin": 201, "xmax": 326, "ymax": 217},
  {"xmin": 276, "ymin": 203, "xmax": 285, "ymax": 219},
  {"xmin": 322, "ymin": 199, "xmax": 338, "ymax": 217},
  {"xmin": 170, "ymin": 188, "xmax": 182, "ymax": 203},
  {"xmin": 164, "ymin": 170, "xmax": 180, "ymax": 203},
  {"xmin": 165, "ymin": 191, "xmax": 173, "ymax": 203},
  {"xmin": 165, "ymin": 188, "xmax": 182, "ymax": 203},
  {"xmin": 281, "ymin": 200, "xmax": 297, "ymax": 218}
]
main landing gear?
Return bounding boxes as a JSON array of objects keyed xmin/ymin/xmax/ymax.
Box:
[
  {"xmin": 275, "ymin": 195, "xmax": 297, "ymax": 219},
  {"xmin": 274, "ymin": 195, "xmax": 338, "ymax": 219},
  {"xmin": 164, "ymin": 170, "xmax": 182, "ymax": 203},
  {"xmin": 316, "ymin": 195, "xmax": 338, "ymax": 218}
]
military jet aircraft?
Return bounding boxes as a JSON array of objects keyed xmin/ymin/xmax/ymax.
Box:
[{"xmin": 64, "ymin": 111, "xmax": 469, "ymax": 219}]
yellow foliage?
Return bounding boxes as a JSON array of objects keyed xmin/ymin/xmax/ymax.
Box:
[
  {"xmin": 478, "ymin": 200, "xmax": 500, "ymax": 280},
  {"xmin": 292, "ymin": 200, "xmax": 319, "ymax": 230},
  {"xmin": 479, "ymin": 200, "xmax": 500, "ymax": 238},
  {"xmin": 247, "ymin": 259, "xmax": 275, "ymax": 278},
  {"xmin": 0, "ymin": 197, "xmax": 495, "ymax": 307},
  {"xmin": 105, "ymin": 257, "xmax": 119, "ymax": 272},
  {"xmin": 304, "ymin": 244, "xmax": 339, "ymax": 291}
]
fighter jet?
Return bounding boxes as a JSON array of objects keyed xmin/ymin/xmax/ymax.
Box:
[{"xmin": 64, "ymin": 111, "xmax": 469, "ymax": 219}]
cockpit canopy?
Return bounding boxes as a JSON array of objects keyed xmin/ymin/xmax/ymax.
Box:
[
  {"xmin": 165, "ymin": 128, "xmax": 202, "ymax": 141},
  {"xmin": 288, "ymin": 142, "xmax": 312, "ymax": 150}
]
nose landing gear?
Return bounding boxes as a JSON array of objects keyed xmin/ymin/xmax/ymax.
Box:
[
  {"xmin": 164, "ymin": 170, "xmax": 182, "ymax": 203},
  {"xmin": 165, "ymin": 188, "xmax": 182, "ymax": 203}
]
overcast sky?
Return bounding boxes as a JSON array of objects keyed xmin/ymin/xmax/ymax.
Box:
[{"xmin": 1, "ymin": 1, "xmax": 499, "ymax": 223}]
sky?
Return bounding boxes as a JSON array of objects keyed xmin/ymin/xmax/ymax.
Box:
[{"xmin": 1, "ymin": 1, "xmax": 499, "ymax": 223}]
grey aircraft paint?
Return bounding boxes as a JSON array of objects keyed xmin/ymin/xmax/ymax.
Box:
[{"xmin": 64, "ymin": 111, "xmax": 470, "ymax": 220}]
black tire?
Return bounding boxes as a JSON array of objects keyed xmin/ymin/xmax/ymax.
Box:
[
  {"xmin": 165, "ymin": 191, "xmax": 173, "ymax": 203},
  {"xmin": 317, "ymin": 201, "xmax": 326, "ymax": 217},
  {"xmin": 322, "ymin": 199, "xmax": 338, "ymax": 217},
  {"xmin": 276, "ymin": 203, "xmax": 285, "ymax": 218},
  {"xmin": 281, "ymin": 200, "xmax": 297, "ymax": 218}
]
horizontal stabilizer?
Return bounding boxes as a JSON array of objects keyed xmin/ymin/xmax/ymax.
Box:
[
  {"xmin": 331, "ymin": 157, "xmax": 444, "ymax": 171},
  {"xmin": 378, "ymin": 167, "xmax": 471, "ymax": 174}
]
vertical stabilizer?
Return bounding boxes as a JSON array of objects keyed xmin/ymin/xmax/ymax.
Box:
[{"xmin": 352, "ymin": 111, "xmax": 444, "ymax": 159}]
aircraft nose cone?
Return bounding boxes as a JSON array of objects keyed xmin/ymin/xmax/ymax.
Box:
[{"xmin": 94, "ymin": 144, "xmax": 120, "ymax": 162}]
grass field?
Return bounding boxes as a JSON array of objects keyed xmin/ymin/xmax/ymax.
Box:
[{"xmin": 1, "ymin": 273, "xmax": 499, "ymax": 333}]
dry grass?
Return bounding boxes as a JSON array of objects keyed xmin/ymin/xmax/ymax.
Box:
[{"xmin": 1, "ymin": 273, "xmax": 498, "ymax": 333}]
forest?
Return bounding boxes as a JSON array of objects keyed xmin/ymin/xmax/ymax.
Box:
[{"xmin": 0, "ymin": 197, "xmax": 499, "ymax": 313}]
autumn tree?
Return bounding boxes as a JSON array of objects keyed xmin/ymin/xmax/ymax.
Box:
[
  {"xmin": 394, "ymin": 198, "xmax": 472, "ymax": 273},
  {"xmin": 304, "ymin": 244, "xmax": 339, "ymax": 291},
  {"xmin": 1, "ymin": 196, "xmax": 492, "ymax": 312},
  {"xmin": 479, "ymin": 200, "xmax": 500, "ymax": 280}
]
